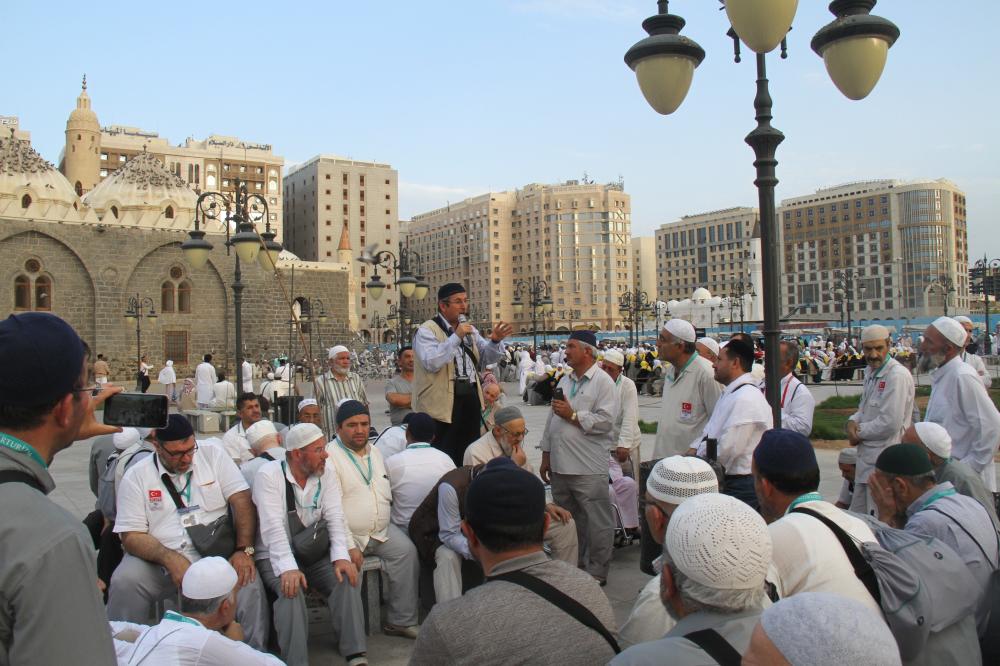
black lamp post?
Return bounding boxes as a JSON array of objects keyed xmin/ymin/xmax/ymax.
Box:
[
  {"xmin": 513, "ymin": 277, "xmax": 553, "ymax": 349},
  {"xmin": 729, "ymin": 278, "xmax": 756, "ymax": 333},
  {"xmin": 619, "ymin": 289, "xmax": 652, "ymax": 347},
  {"xmin": 973, "ymin": 255, "xmax": 1000, "ymax": 355},
  {"xmin": 834, "ymin": 269, "xmax": 866, "ymax": 344},
  {"xmin": 297, "ymin": 297, "xmax": 328, "ymax": 371},
  {"xmin": 124, "ymin": 294, "xmax": 157, "ymax": 391},
  {"xmin": 928, "ymin": 276, "xmax": 956, "ymax": 317},
  {"xmin": 625, "ymin": 0, "xmax": 899, "ymax": 426},
  {"xmin": 359, "ymin": 246, "xmax": 429, "ymax": 342},
  {"xmin": 181, "ymin": 179, "xmax": 282, "ymax": 391}
]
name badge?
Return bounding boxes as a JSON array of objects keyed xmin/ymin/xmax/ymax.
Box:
[
  {"xmin": 680, "ymin": 402, "xmax": 693, "ymax": 420},
  {"xmin": 878, "ymin": 380, "xmax": 886, "ymax": 393},
  {"xmin": 148, "ymin": 489, "xmax": 163, "ymax": 510},
  {"xmin": 178, "ymin": 504, "xmax": 203, "ymax": 528}
]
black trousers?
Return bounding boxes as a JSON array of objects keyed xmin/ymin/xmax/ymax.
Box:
[{"xmin": 433, "ymin": 389, "xmax": 483, "ymax": 467}]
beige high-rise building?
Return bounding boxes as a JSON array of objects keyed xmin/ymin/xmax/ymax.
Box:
[
  {"xmin": 632, "ymin": 236, "xmax": 657, "ymax": 301},
  {"xmin": 283, "ymin": 155, "xmax": 399, "ymax": 342},
  {"xmin": 58, "ymin": 78, "xmax": 285, "ymax": 240},
  {"xmin": 404, "ymin": 180, "xmax": 632, "ymax": 334},
  {"xmin": 778, "ymin": 178, "xmax": 969, "ymax": 321}
]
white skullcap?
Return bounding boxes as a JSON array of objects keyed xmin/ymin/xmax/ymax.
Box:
[
  {"xmin": 931, "ymin": 316, "xmax": 968, "ymax": 348},
  {"xmin": 544, "ymin": 364, "xmax": 554, "ymax": 372},
  {"xmin": 696, "ymin": 337, "xmax": 720, "ymax": 356},
  {"xmin": 266, "ymin": 372, "xmax": 275, "ymax": 380},
  {"xmin": 761, "ymin": 592, "xmax": 901, "ymax": 666},
  {"xmin": 284, "ymin": 423, "xmax": 325, "ymax": 451},
  {"xmin": 166, "ymin": 360, "xmax": 173, "ymax": 367},
  {"xmin": 246, "ymin": 420, "xmax": 278, "ymax": 447},
  {"xmin": 954, "ymin": 315, "xmax": 973, "ymax": 326},
  {"xmin": 113, "ymin": 428, "xmax": 141, "ymax": 451},
  {"xmin": 297, "ymin": 398, "xmax": 318, "ymax": 412},
  {"xmin": 181, "ymin": 556, "xmax": 239, "ymax": 600},
  {"xmin": 136, "ymin": 427, "xmax": 153, "ymax": 440},
  {"xmin": 861, "ymin": 324, "xmax": 890, "ymax": 343},
  {"xmin": 914, "ymin": 421, "xmax": 952, "ymax": 458},
  {"xmin": 837, "ymin": 447, "xmax": 857, "ymax": 465},
  {"xmin": 663, "ymin": 319, "xmax": 696, "ymax": 343},
  {"xmin": 603, "ymin": 349, "xmax": 625, "ymax": 367},
  {"xmin": 665, "ymin": 493, "xmax": 771, "ymax": 591},
  {"xmin": 647, "ymin": 456, "xmax": 718, "ymax": 504},
  {"xmin": 328, "ymin": 345, "xmax": 349, "ymax": 358}
]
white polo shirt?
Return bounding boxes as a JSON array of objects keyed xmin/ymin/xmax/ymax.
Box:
[
  {"xmin": 114, "ymin": 442, "xmax": 248, "ymax": 562},
  {"xmin": 384, "ymin": 443, "xmax": 455, "ymax": 529}
]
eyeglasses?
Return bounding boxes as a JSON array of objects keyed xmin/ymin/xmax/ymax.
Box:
[
  {"xmin": 159, "ymin": 443, "xmax": 199, "ymax": 459},
  {"xmin": 448, "ymin": 298, "xmax": 469, "ymax": 306},
  {"xmin": 499, "ymin": 423, "xmax": 529, "ymax": 439},
  {"xmin": 73, "ymin": 385, "xmax": 102, "ymax": 397}
]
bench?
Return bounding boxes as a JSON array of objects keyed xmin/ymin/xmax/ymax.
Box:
[
  {"xmin": 304, "ymin": 555, "xmax": 384, "ymax": 636},
  {"xmin": 182, "ymin": 410, "xmax": 221, "ymax": 433}
]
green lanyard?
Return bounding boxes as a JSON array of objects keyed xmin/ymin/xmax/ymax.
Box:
[
  {"xmin": 282, "ymin": 461, "xmax": 322, "ymax": 508},
  {"xmin": 163, "ymin": 610, "xmax": 201, "ymax": 627},
  {"xmin": 570, "ymin": 374, "xmax": 587, "ymax": 399},
  {"xmin": 407, "ymin": 444, "xmax": 432, "ymax": 449},
  {"xmin": 788, "ymin": 491, "xmax": 824, "ymax": 512},
  {"xmin": 175, "ymin": 472, "xmax": 193, "ymax": 504},
  {"xmin": 869, "ymin": 357, "xmax": 892, "ymax": 381},
  {"xmin": 615, "ymin": 375, "xmax": 622, "ymax": 387},
  {"xmin": 0, "ymin": 433, "xmax": 47, "ymax": 468},
  {"xmin": 336, "ymin": 437, "xmax": 373, "ymax": 486},
  {"xmin": 671, "ymin": 351, "xmax": 700, "ymax": 384},
  {"xmin": 919, "ymin": 487, "xmax": 957, "ymax": 512}
]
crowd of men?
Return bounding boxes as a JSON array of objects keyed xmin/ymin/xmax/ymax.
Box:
[{"xmin": 3, "ymin": 284, "xmax": 1000, "ymax": 665}]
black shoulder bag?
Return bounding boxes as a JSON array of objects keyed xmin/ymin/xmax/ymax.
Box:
[
  {"xmin": 156, "ymin": 458, "xmax": 236, "ymax": 559},
  {"xmin": 0, "ymin": 469, "xmax": 44, "ymax": 492},
  {"xmin": 683, "ymin": 629, "xmax": 742, "ymax": 666},
  {"xmin": 283, "ymin": 464, "xmax": 330, "ymax": 567},
  {"xmin": 433, "ymin": 316, "xmax": 479, "ymax": 398}
]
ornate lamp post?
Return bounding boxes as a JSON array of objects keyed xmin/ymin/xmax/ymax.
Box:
[
  {"xmin": 834, "ymin": 269, "xmax": 866, "ymax": 343},
  {"xmin": 513, "ymin": 277, "xmax": 553, "ymax": 349},
  {"xmin": 928, "ymin": 275, "xmax": 956, "ymax": 317},
  {"xmin": 625, "ymin": 0, "xmax": 900, "ymax": 426},
  {"xmin": 124, "ymin": 294, "xmax": 157, "ymax": 391},
  {"xmin": 359, "ymin": 246, "xmax": 429, "ymax": 342},
  {"xmin": 181, "ymin": 179, "xmax": 282, "ymax": 390},
  {"xmin": 619, "ymin": 289, "xmax": 652, "ymax": 347},
  {"xmin": 297, "ymin": 297, "xmax": 328, "ymax": 370},
  {"xmin": 973, "ymin": 255, "xmax": 1000, "ymax": 355},
  {"xmin": 729, "ymin": 278, "xmax": 756, "ymax": 333}
]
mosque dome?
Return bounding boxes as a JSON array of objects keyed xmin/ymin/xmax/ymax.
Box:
[
  {"xmin": 83, "ymin": 150, "xmax": 198, "ymax": 226},
  {"xmin": 692, "ymin": 287, "xmax": 712, "ymax": 301},
  {"xmin": 0, "ymin": 132, "xmax": 81, "ymax": 214},
  {"xmin": 278, "ymin": 249, "xmax": 301, "ymax": 261},
  {"xmin": 67, "ymin": 76, "xmax": 99, "ymax": 128}
]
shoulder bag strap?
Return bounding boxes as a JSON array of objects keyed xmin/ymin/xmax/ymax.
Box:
[
  {"xmin": 488, "ymin": 569, "xmax": 620, "ymax": 654},
  {"xmin": 926, "ymin": 505, "xmax": 1000, "ymax": 570},
  {"xmin": 159, "ymin": 473, "xmax": 186, "ymax": 510},
  {"xmin": 791, "ymin": 506, "xmax": 881, "ymax": 603},
  {"xmin": 0, "ymin": 469, "xmax": 44, "ymax": 493},
  {"xmin": 683, "ymin": 629, "xmax": 742, "ymax": 666}
]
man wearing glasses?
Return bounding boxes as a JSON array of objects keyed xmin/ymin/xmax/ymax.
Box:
[
  {"xmin": 412, "ymin": 282, "xmax": 513, "ymax": 466},
  {"xmin": 463, "ymin": 405, "xmax": 578, "ymax": 566},
  {"xmin": 108, "ymin": 414, "xmax": 269, "ymax": 650}
]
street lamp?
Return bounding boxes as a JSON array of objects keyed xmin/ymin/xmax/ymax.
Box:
[
  {"xmin": 619, "ymin": 289, "xmax": 652, "ymax": 347},
  {"xmin": 973, "ymin": 255, "xmax": 1000, "ymax": 355},
  {"xmin": 297, "ymin": 297, "xmax": 327, "ymax": 369},
  {"xmin": 834, "ymin": 269, "xmax": 866, "ymax": 343},
  {"xmin": 181, "ymin": 179, "xmax": 282, "ymax": 390},
  {"xmin": 624, "ymin": 0, "xmax": 899, "ymax": 427},
  {"xmin": 927, "ymin": 275, "xmax": 956, "ymax": 317},
  {"xmin": 729, "ymin": 278, "xmax": 756, "ymax": 333},
  {"xmin": 124, "ymin": 294, "xmax": 157, "ymax": 391},
  {"xmin": 359, "ymin": 246, "xmax": 429, "ymax": 340},
  {"xmin": 513, "ymin": 277, "xmax": 552, "ymax": 349}
]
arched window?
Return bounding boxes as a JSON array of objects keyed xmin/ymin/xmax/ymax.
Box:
[
  {"xmin": 161, "ymin": 281, "xmax": 175, "ymax": 312},
  {"xmin": 75, "ymin": 182, "xmax": 83, "ymax": 197},
  {"xmin": 177, "ymin": 280, "xmax": 192, "ymax": 313},
  {"xmin": 14, "ymin": 275, "xmax": 30, "ymax": 310},
  {"xmin": 34, "ymin": 276, "xmax": 51, "ymax": 311},
  {"xmin": 110, "ymin": 206, "xmax": 119, "ymax": 219},
  {"xmin": 20, "ymin": 194, "xmax": 31, "ymax": 209},
  {"xmin": 165, "ymin": 205, "xmax": 174, "ymax": 219}
]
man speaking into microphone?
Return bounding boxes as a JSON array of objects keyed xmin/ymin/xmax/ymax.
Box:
[{"xmin": 412, "ymin": 283, "xmax": 513, "ymax": 466}]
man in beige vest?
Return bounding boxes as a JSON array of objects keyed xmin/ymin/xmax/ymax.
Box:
[{"xmin": 412, "ymin": 283, "xmax": 513, "ymax": 466}]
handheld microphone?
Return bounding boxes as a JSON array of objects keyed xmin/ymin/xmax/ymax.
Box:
[{"xmin": 457, "ymin": 314, "xmax": 472, "ymax": 347}]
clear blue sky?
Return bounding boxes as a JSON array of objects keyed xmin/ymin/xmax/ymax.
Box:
[{"xmin": 5, "ymin": 1, "xmax": 998, "ymax": 262}]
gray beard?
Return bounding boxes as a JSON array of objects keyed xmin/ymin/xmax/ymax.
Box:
[{"xmin": 916, "ymin": 353, "xmax": 945, "ymax": 374}]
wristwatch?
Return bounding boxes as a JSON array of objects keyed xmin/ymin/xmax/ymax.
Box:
[
  {"xmin": 238, "ymin": 545, "xmax": 255, "ymax": 557},
  {"xmin": 571, "ymin": 411, "xmax": 578, "ymax": 423}
]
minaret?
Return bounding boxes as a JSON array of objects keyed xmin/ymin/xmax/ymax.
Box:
[
  {"xmin": 62, "ymin": 75, "xmax": 101, "ymax": 196},
  {"xmin": 338, "ymin": 223, "xmax": 359, "ymax": 330}
]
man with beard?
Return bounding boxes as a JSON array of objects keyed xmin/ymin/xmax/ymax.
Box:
[
  {"xmin": 846, "ymin": 324, "xmax": 915, "ymax": 516},
  {"xmin": 921, "ymin": 316, "xmax": 1000, "ymax": 493},
  {"xmin": 954, "ymin": 315, "xmax": 992, "ymax": 388},
  {"xmin": 316, "ymin": 345, "xmax": 369, "ymax": 413}
]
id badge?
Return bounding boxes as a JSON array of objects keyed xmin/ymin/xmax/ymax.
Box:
[
  {"xmin": 680, "ymin": 402, "xmax": 693, "ymax": 421},
  {"xmin": 178, "ymin": 504, "xmax": 203, "ymax": 528}
]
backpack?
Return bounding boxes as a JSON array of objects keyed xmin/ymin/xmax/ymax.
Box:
[{"xmin": 793, "ymin": 507, "xmax": 980, "ymax": 662}]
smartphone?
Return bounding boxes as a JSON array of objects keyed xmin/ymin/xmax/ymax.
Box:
[
  {"xmin": 553, "ymin": 387, "xmax": 565, "ymax": 402},
  {"xmin": 103, "ymin": 393, "xmax": 169, "ymax": 429}
]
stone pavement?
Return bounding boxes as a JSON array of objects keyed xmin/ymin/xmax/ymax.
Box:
[{"xmin": 51, "ymin": 378, "xmax": 862, "ymax": 665}]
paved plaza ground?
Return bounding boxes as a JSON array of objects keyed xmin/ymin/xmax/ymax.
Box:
[{"xmin": 52, "ymin": 378, "xmax": 865, "ymax": 664}]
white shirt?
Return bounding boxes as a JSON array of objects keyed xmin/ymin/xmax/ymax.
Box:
[
  {"xmin": 251, "ymin": 459, "xmax": 351, "ymax": 575},
  {"xmin": 925, "ymin": 355, "xmax": 1000, "ymax": 487},
  {"xmin": 114, "ymin": 614, "xmax": 282, "ymax": 665},
  {"xmin": 654, "ymin": 354, "xmax": 721, "ymax": 458},
  {"xmin": 221, "ymin": 422, "xmax": 254, "ymax": 464},
  {"xmin": 763, "ymin": 374, "xmax": 815, "ymax": 437},
  {"xmin": 373, "ymin": 425, "xmax": 408, "ymax": 459},
  {"xmin": 413, "ymin": 315, "xmax": 505, "ymax": 385},
  {"xmin": 612, "ymin": 373, "xmax": 642, "ymax": 452},
  {"xmin": 212, "ymin": 381, "xmax": 236, "ymax": 410},
  {"xmin": 847, "ymin": 357, "xmax": 915, "ymax": 483},
  {"xmin": 195, "ymin": 362, "xmax": 217, "ymax": 405},
  {"xmin": 694, "ymin": 373, "xmax": 773, "ymax": 475},
  {"xmin": 619, "ymin": 573, "xmax": 676, "ymax": 648},
  {"xmin": 326, "ymin": 438, "xmax": 392, "ymax": 551},
  {"xmin": 241, "ymin": 447, "xmax": 286, "ymax": 487},
  {"xmin": 114, "ymin": 444, "xmax": 248, "ymax": 562},
  {"xmin": 767, "ymin": 498, "xmax": 882, "ymax": 615},
  {"xmin": 384, "ymin": 443, "xmax": 456, "ymax": 529},
  {"xmin": 963, "ymin": 351, "xmax": 992, "ymax": 389},
  {"xmin": 241, "ymin": 360, "xmax": 254, "ymax": 393}
]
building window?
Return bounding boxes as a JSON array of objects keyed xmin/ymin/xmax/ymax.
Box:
[
  {"xmin": 177, "ymin": 281, "xmax": 192, "ymax": 313},
  {"xmin": 163, "ymin": 331, "xmax": 188, "ymax": 366},
  {"xmin": 20, "ymin": 194, "xmax": 31, "ymax": 209},
  {"xmin": 161, "ymin": 282, "xmax": 175, "ymax": 312},
  {"xmin": 75, "ymin": 182, "xmax": 83, "ymax": 196},
  {"xmin": 165, "ymin": 205, "xmax": 174, "ymax": 219},
  {"xmin": 110, "ymin": 206, "xmax": 119, "ymax": 219},
  {"xmin": 33, "ymin": 276, "xmax": 51, "ymax": 310},
  {"xmin": 14, "ymin": 275, "xmax": 30, "ymax": 310}
]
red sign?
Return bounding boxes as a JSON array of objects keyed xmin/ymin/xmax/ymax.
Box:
[
  {"xmin": 149, "ymin": 490, "xmax": 162, "ymax": 501},
  {"xmin": 682, "ymin": 402, "xmax": 692, "ymax": 412},
  {"xmin": 878, "ymin": 381, "xmax": 886, "ymax": 391}
]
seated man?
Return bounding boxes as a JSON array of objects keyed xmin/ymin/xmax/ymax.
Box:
[
  {"xmin": 479, "ymin": 382, "xmax": 503, "ymax": 432},
  {"xmin": 609, "ymin": 453, "xmax": 639, "ymax": 536},
  {"xmin": 373, "ymin": 412, "xmax": 412, "ymax": 459},
  {"xmin": 108, "ymin": 414, "xmax": 267, "ymax": 649},
  {"xmin": 612, "ymin": 494, "xmax": 772, "ymax": 664},
  {"xmin": 240, "ymin": 420, "xmax": 285, "ymax": 486},
  {"xmin": 463, "ymin": 405, "xmax": 578, "ymax": 566},
  {"xmin": 409, "ymin": 458, "xmax": 618, "ymax": 665},
  {"xmin": 252, "ymin": 423, "xmax": 363, "ymax": 666},
  {"xmin": 326, "ymin": 400, "xmax": 420, "ymax": 638},
  {"xmin": 211, "ymin": 372, "xmax": 237, "ymax": 412},
  {"xmin": 834, "ymin": 446, "xmax": 857, "ymax": 509},
  {"xmin": 296, "ymin": 398, "xmax": 323, "ymax": 426},
  {"xmin": 221, "ymin": 393, "xmax": 263, "ymax": 464},
  {"xmin": 385, "ymin": 413, "xmax": 456, "ymax": 531},
  {"xmin": 385, "ymin": 346, "xmax": 414, "ymax": 426},
  {"xmin": 112, "ymin": 557, "xmax": 282, "ymax": 665}
]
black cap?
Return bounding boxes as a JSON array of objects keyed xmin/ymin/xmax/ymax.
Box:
[
  {"xmin": 754, "ymin": 428, "xmax": 818, "ymax": 477},
  {"xmin": 335, "ymin": 399, "xmax": 369, "ymax": 426},
  {"xmin": 568, "ymin": 330, "xmax": 598, "ymax": 347},
  {"xmin": 876, "ymin": 443, "xmax": 934, "ymax": 476},
  {"xmin": 156, "ymin": 414, "xmax": 195, "ymax": 443},
  {"xmin": 466, "ymin": 457, "xmax": 545, "ymax": 532},
  {"xmin": 406, "ymin": 412, "xmax": 435, "ymax": 443},
  {"xmin": 0, "ymin": 313, "xmax": 85, "ymax": 407},
  {"xmin": 437, "ymin": 283, "xmax": 466, "ymax": 301}
]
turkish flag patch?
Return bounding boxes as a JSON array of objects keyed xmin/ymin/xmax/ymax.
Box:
[{"xmin": 149, "ymin": 489, "xmax": 162, "ymax": 501}]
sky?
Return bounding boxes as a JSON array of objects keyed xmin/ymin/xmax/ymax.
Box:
[{"xmin": 5, "ymin": 1, "xmax": 999, "ymax": 261}]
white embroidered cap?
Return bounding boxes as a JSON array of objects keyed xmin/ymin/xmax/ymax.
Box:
[
  {"xmin": 647, "ymin": 456, "xmax": 718, "ymax": 505},
  {"xmin": 182, "ymin": 556, "xmax": 239, "ymax": 600}
]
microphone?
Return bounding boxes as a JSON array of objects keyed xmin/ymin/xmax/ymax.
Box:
[{"xmin": 457, "ymin": 314, "xmax": 472, "ymax": 347}]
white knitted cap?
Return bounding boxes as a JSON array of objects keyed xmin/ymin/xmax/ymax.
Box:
[
  {"xmin": 914, "ymin": 421, "xmax": 952, "ymax": 458},
  {"xmin": 603, "ymin": 349, "xmax": 625, "ymax": 367},
  {"xmin": 663, "ymin": 319, "xmax": 696, "ymax": 343},
  {"xmin": 930, "ymin": 317, "xmax": 968, "ymax": 348},
  {"xmin": 113, "ymin": 427, "xmax": 141, "ymax": 451},
  {"xmin": 246, "ymin": 420, "xmax": 278, "ymax": 447},
  {"xmin": 838, "ymin": 447, "xmax": 858, "ymax": 465},
  {"xmin": 328, "ymin": 345, "xmax": 350, "ymax": 358},
  {"xmin": 665, "ymin": 493, "xmax": 771, "ymax": 591},
  {"xmin": 696, "ymin": 337, "xmax": 720, "ymax": 356},
  {"xmin": 181, "ymin": 556, "xmax": 238, "ymax": 600},
  {"xmin": 284, "ymin": 423, "xmax": 325, "ymax": 451},
  {"xmin": 953, "ymin": 315, "xmax": 973, "ymax": 326},
  {"xmin": 861, "ymin": 324, "xmax": 890, "ymax": 343},
  {"xmin": 647, "ymin": 456, "xmax": 718, "ymax": 505},
  {"xmin": 297, "ymin": 398, "xmax": 318, "ymax": 412}
]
